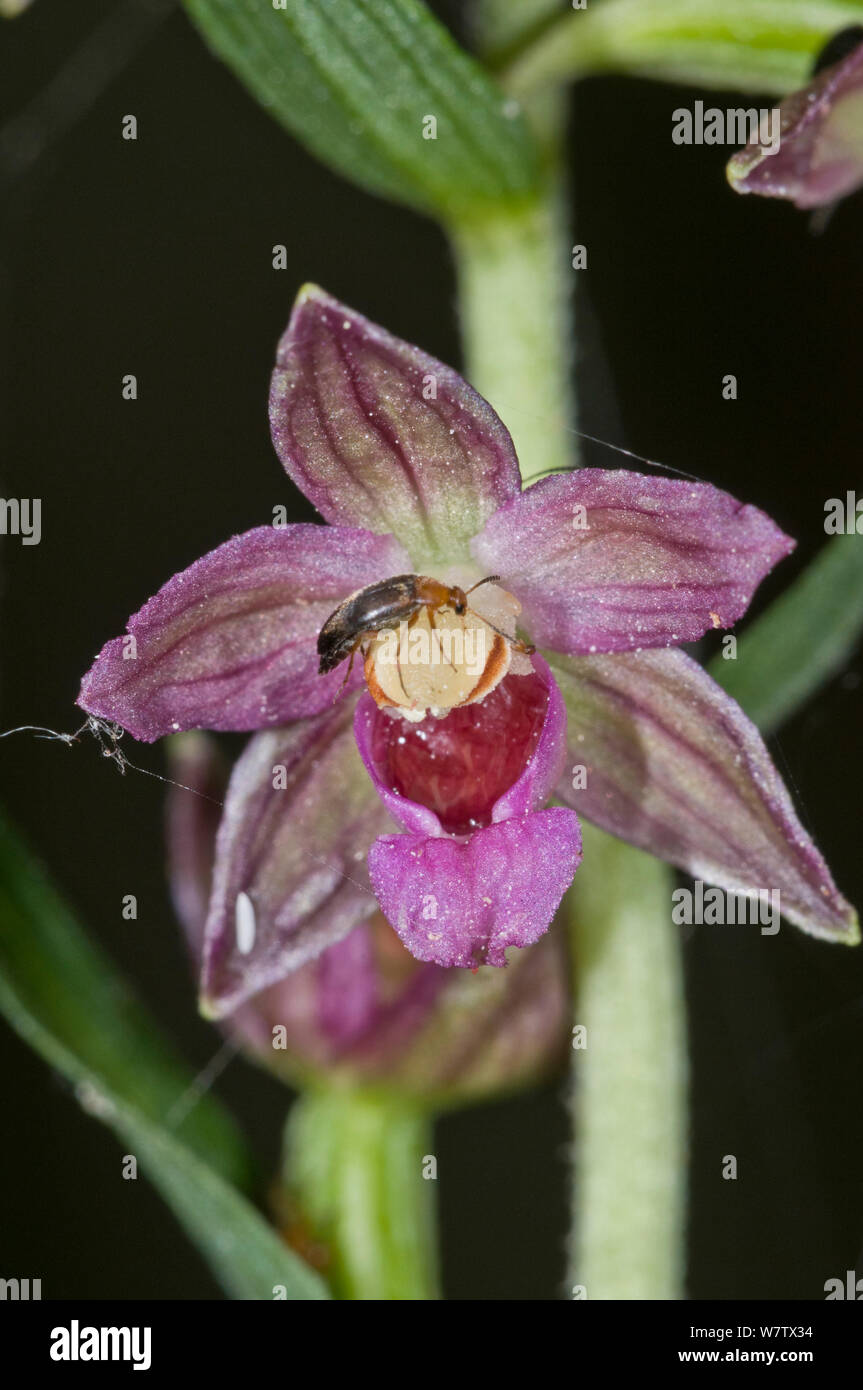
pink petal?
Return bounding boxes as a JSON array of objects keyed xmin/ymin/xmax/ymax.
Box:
[
  {"xmin": 78, "ymin": 524, "xmax": 410, "ymax": 741},
  {"xmin": 368, "ymin": 808, "xmax": 582, "ymax": 968},
  {"xmin": 472, "ymin": 469, "xmax": 794, "ymax": 655},
  {"xmin": 199, "ymin": 699, "xmax": 396, "ymax": 1017},
  {"xmin": 553, "ymin": 648, "xmax": 858, "ymax": 943},
  {"xmin": 270, "ymin": 285, "xmax": 521, "ymax": 565}
]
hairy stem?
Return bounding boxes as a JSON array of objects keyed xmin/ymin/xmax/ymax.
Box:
[
  {"xmin": 284, "ymin": 1085, "xmax": 439, "ymax": 1300},
  {"xmin": 569, "ymin": 825, "xmax": 687, "ymax": 1298},
  {"xmin": 450, "ymin": 17, "xmax": 575, "ymax": 488},
  {"xmin": 450, "ymin": 190, "xmax": 575, "ymax": 486}
]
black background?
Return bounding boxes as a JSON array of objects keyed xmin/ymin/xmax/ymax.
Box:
[{"xmin": 0, "ymin": 0, "xmax": 861, "ymax": 1300}]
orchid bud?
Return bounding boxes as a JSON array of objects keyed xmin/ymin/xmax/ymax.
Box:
[{"xmin": 728, "ymin": 35, "xmax": 863, "ymax": 209}]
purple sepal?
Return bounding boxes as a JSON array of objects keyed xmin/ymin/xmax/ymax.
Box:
[
  {"xmin": 77, "ymin": 523, "xmax": 410, "ymax": 741},
  {"xmin": 471, "ymin": 469, "xmax": 794, "ymax": 655},
  {"xmin": 553, "ymin": 648, "xmax": 858, "ymax": 943},
  {"xmin": 269, "ymin": 285, "xmax": 521, "ymax": 565}
]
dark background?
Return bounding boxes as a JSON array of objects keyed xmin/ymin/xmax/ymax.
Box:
[{"xmin": 1, "ymin": 0, "xmax": 861, "ymax": 1300}]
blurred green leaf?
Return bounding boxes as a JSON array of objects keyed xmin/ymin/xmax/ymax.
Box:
[
  {"xmin": 113, "ymin": 1113, "xmax": 329, "ymax": 1300},
  {"xmin": 182, "ymin": 0, "xmax": 538, "ymax": 220},
  {"xmin": 0, "ymin": 0, "xmax": 36, "ymax": 18},
  {"xmin": 0, "ymin": 813, "xmax": 328, "ymax": 1299},
  {"xmin": 710, "ymin": 530, "xmax": 863, "ymax": 735},
  {"xmin": 505, "ymin": 0, "xmax": 863, "ymax": 98}
]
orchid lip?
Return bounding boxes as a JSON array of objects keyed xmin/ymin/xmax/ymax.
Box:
[{"xmin": 356, "ymin": 654, "xmax": 582, "ymax": 969}]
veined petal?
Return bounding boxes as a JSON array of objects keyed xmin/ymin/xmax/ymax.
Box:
[
  {"xmin": 200, "ymin": 699, "xmax": 396, "ymax": 1016},
  {"xmin": 78, "ymin": 524, "xmax": 410, "ymax": 741},
  {"xmin": 269, "ymin": 285, "xmax": 521, "ymax": 564},
  {"xmin": 553, "ymin": 648, "xmax": 858, "ymax": 943},
  {"xmin": 368, "ymin": 809, "xmax": 582, "ymax": 968},
  {"xmin": 472, "ymin": 469, "xmax": 793, "ymax": 655}
]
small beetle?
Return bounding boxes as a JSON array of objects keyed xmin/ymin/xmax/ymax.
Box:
[{"xmin": 317, "ymin": 573, "xmax": 533, "ymax": 684}]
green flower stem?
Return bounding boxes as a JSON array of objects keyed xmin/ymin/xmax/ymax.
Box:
[
  {"xmin": 284, "ymin": 1086, "xmax": 440, "ymax": 1300},
  {"xmin": 568, "ymin": 825, "xmax": 687, "ymax": 1299},
  {"xmin": 502, "ymin": 0, "xmax": 863, "ymax": 99},
  {"xmin": 450, "ymin": 191, "xmax": 575, "ymax": 486},
  {"xmin": 449, "ymin": 42, "xmax": 575, "ymax": 487}
]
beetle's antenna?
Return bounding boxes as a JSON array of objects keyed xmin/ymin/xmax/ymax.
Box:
[
  {"xmin": 463, "ymin": 578, "xmax": 534, "ymax": 651},
  {"xmin": 465, "ymin": 608, "xmax": 535, "ymax": 655},
  {"xmin": 465, "ymin": 574, "xmax": 501, "ymax": 595}
]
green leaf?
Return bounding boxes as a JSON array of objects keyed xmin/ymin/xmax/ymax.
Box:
[
  {"xmin": 504, "ymin": 0, "xmax": 863, "ymax": 98},
  {"xmin": 113, "ymin": 1113, "xmax": 329, "ymax": 1300},
  {"xmin": 709, "ymin": 530, "xmax": 863, "ymax": 736},
  {"xmin": 0, "ymin": 812, "xmax": 328, "ymax": 1300},
  {"xmin": 181, "ymin": 0, "xmax": 538, "ymax": 220}
]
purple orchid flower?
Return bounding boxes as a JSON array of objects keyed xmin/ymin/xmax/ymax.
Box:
[
  {"xmin": 727, "ymin": 37, "xmax": 863, "ymax": 208},
  {"xmin": 78, "ymin": 286, "xmax": 857, "ymax": 1019}
]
